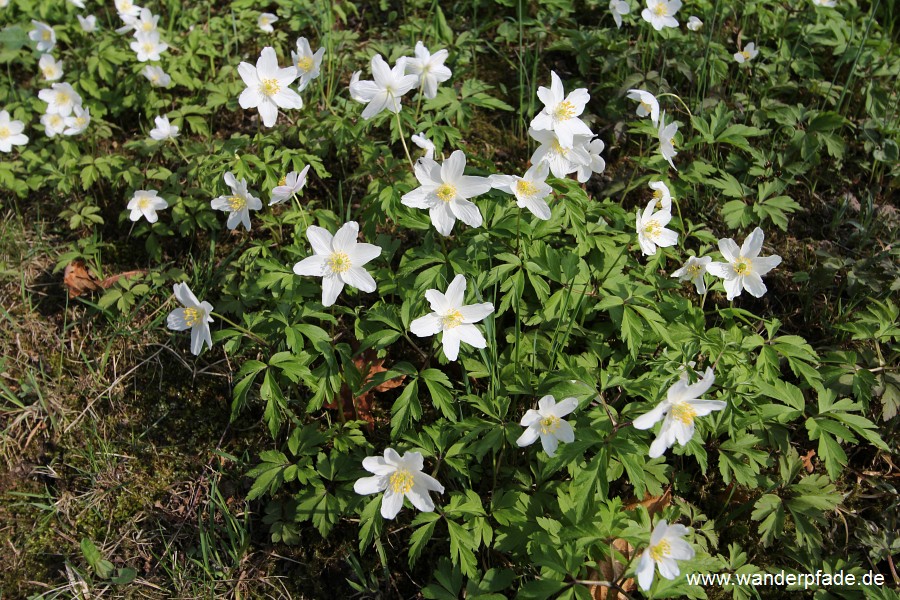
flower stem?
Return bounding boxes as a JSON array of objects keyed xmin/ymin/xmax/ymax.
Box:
[
  {"xmin": 656, "ymin": 92, "xmax": 694, "ymax": 121},
  {"xmin": 292, "ymin": 192, "xmax": 310, "ymax": 231},
  {"xmin": 395, "ymin": 110, "xmax": 414, "ymax": 169},
  {"xmin": 211, "ymin": 312, "xmax": 269, "ymax": 347}
]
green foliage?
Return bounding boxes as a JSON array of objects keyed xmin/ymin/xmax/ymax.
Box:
[{"xmin": 0, "ymin": 0, "xmax": 897, "ymax": 596}]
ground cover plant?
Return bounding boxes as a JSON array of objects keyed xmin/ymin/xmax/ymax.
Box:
[{"xmin": 0, "ymin": 0, "xmax": 898, "ymax": 597}]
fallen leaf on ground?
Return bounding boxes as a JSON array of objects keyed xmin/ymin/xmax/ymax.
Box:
[
  {"xmin": 63, "ymin": 260, "xmax": 102, "ymax": 298},
  {"xmin": 63, "ymin": 260, "xmax": 146, "ymax": 298},
  {"xmin": 801, "ymin": 449, "xmax": 816, "ymax": 473},
  {"xmin": 325, "ymin": 349, "xmax": 406, "ymax": 429}
]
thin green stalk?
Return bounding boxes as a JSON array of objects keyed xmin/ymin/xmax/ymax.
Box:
[
  {"xmin": 211, "ymin": 312, "xmax": 269, "ymax": 347},
  {"xmin": 395, "ymin": 111, "xmax": 414, "ymax": 169},
  {"xmin": 837, "ymin": 0, "xmax": 881, "ymax": 117}
]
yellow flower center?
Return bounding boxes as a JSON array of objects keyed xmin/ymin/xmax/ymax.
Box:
[
  {"xmin": 389, "ymin": 469, "xmax": 414, "ymax": 494},
  {"xmin": 442, "ymin": 309, "xmax": 464, "ymax": 329},
  {"xmin": 42, "ymin": 30, "xmax": 51, "ymax": 41},
  {"xmin": 643, "ymin": 220, "xmax": 661, "ymax": 238},
  {"xmin": 48, "ymin": 115, "xmax": 62, "ymax": 127},
  {"xmin": 741, "ymin": 50, "xmax": 752, "ymax": 60},
  {"xmin": 278, "ymin": 176, "xmax": 287, "ymax": 187},
  {"xmin": 653, "ymin": 3, "xmax": 668, "ymax": 16},
  {"xmin": 687, "ymin": 264, "xmax": 701, "ymax": 278},
  {"xmin": 261, "ymin": 78, "xmax": 280, "ymax": 97},
  {"xmin": 641, "ymin": 100, "xmax": 653, "ymax": 114},
  {"xmin": 435, "ymin": 183, "xmax": 456, "ymax": 203},
  {"xmin": 652, "ymin": 189, "xmax": 663, "ymax": 200},
  {"xmin": 327, "ymin": 252, "xmax": 351, "ymax": 274},
  {"xmin": 56, "ymin": 92, "xmax": 69, "ymax": 105},
  {"xmin": 183, "ymin": 307, "xmax": 202, "ymax": 327},
  {"xmin": 260, "ymin": 16, "xmax": 270, "ymax": 25},
  {"xmin": 0, "ymin": 126, "xmax": 9, "ymax": 138},
  {"xmin": 671, "ymin": 401, "xmax": 697, "ymax": 425},
  {"xmin": 551, "ymin": 140, "xmax": 569, "ymax": 156},
  {"xmin": 142, "ymin": 42, "xmax": 154, "ymax": 54},
  {"xmin": 141, "ymin": 21, "xmax": 154, "ymax": 32},
  {"xmin": 42, "ymin": 66, "xmax": 53, "ymax": 78},
  {"xmin": 296, "ymin": 57, "xmax": 314, "ymax": 72},
  {"xmin": 150, "ymin": 73, "xmax": 159, "ymax": 82},
  {"xmin": 515, "ymin": 179, "xmax": 538, "ymax": 197},
  {"xmin": 540, "ymin": 414, "xmax": 561, "ymax": 435},
  {"xmin": 649, "ymin": 539, "xmax": 671, "ymax": 561},
  {"xmin": 138, "ymin": 197, "xmax": 150, "ymax": 209},
  {"xmin": 553, "ymin": 100, "xmax": 576, "ymax": 121},
  {"xmin": 734, "ymin": 257, "xmax": 752, "ymax": 275},
  {"xmin": 227, "ymin": 195, "xmax": 246, "ymax": 211}
]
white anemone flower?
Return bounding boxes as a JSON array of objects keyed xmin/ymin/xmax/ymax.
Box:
[
  {"xmin": 529, "ymin": 128, "xmax": 592, "ymax": 178},
  {"xmin": 648, "ymin": 180, "xmax": 672, "ymax": 211},
  {"xmin": 77, "ymin": 15, "xmax": 98, "ymax": 32},
  {"xmin": 404, "ymin": 41, "xmax": 452, "ymax": 100},
  {"xmin": 131, "ymin": 30, "xmax": 168, "ymax": 62},
  {"xmin": 68, "ymin": 0, "xmax": 86, "ymax": 8},
  {"xmin": 657, "ymin": 111, "xmax": 678, "ymax": 170},
  {"xmin": 706, "ymin": 227, "xmax": 782, "ymax": 300},
  {"xmin": 127, "ymin": 189, "xmax": 168, "ymax": 223},
  {"xmin": 626, "ymin": 88, "xmax": 660, "ymax": 126},
  {"xmin": 354, "ymin": 449, "xmax": 444, "ymax": 520},
  {"xmin": 671, "ymin": 255, "xmax": 712, "ymax": 294},
  {"xmin": 641, "ymin": 0, "xmax": 682, "ymax": 30},
  {"xmin": 41, "ymin": 112, "xmax": 66, "ymax": 138},
  {"xmin": 292, "ymin": 221, "xmax": 381, "ymax": 307},
  {"xmin": 410, "ymin": 274, "xmax": 494, "ymax": 361},
  {"xmin": 610, "ymin": 0, "xmax": 631, "ymax": 27},
  {"xmin": 687, "ymin": 16, "xmax": 703, "ymax": 30},
  {"xmin": 411, "ymin": 132, "xmax": 435, "ymax": 159},
  {"xmin": 133, "ymin": 8, "xmax": 160, "ymax": 34},
  {"xmin": 576, "ymin": 137, "xmax": 607, "ymax": 183},
  {"xmin": 0, "ymin": 110, "xmax": 28, "ymax": 153},
  {"xmin": 633, "ymin": 367, "xmax": 725, "ymax": 458},
  {"xmin": 63, "ymin": 105, "xmax": 91, "ymax": 136},
  {"xmin": 38, "ymin": 82, "xmax": 81, "ymax": 117},
  {"xmin": 142, "ymin": 65, "xmax": 171, "ymax": 87},
  {"xmin": 401, "ymin": 150, "xmax": 491, "ymax": 236},
  {"xmin": 349, "ymin": 54, "xmax": 418, "ymax": 120},
  {"xmin": 115, "ymin": 0, "xmax": 141, "ymax": 18},
  {"xmin": 635, "ymin": 200, "xmax": 678, "ymax": 256},
  {"xmin": 516, "ymin": 395, "xmax": 578, "ymax": 458},
  {"xmin": 291, "ymin": 37, "xmax": 325, "ymax": 91},
  {"xmin": 29, "ymin": 21, "xmax": 56, "ymax": 52},
  {"xmin": 270, "ymin": 165, "xmax": 311, "ymax": 205},
  {"xmin": 149, "ymin": 115, "xmax": 179, "ymax": 141},
  {"xmin": 489, "ymin": 162, "xmax": 554, "ymax": 220},
  {"xmin": 39, "ymin": 54, "xmax": 63, "ymax": 81},
  {"xmin": 530, "ymin": 71, "xmax": 593, "ymax": 149},
  {"xmin": 636, "ymin": 520, "xmax": 695, "ymax": 591},
  {"xmin": 210, "ymin": 172, "xmax": 263, "ymax": 231},
  {"xmin": 257, "ymin": 12, "xmax": 278, "ymax": 33},
  {"xmin": 734, "ymin": 42, "xmax": 759, "ymax": 64},
  {"xmin": 238, "ymin": 47, "xmax": 303, "ymax": 127},
  {"xmin": 166, "ymin": 283, "xmax": 214, "ymax": 356}
]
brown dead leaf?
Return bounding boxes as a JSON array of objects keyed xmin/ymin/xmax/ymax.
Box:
[
  {"xmin": 801, "ymin": 449, "xmax": 816, "ymax": 473},
  {"xmin": 325, "ymin": 349, "xmax": 406, "ymax": 429},
  {"xmin": 591, "ymin": 489, "xmax": 673, "ymax": 600},
  {"xmin": 63, "ymin": 260, "xmax": 102, "ymax": 298},
  {"xmin": 63, "ymin": 261, "xmax": 146, "ymax": 298}
]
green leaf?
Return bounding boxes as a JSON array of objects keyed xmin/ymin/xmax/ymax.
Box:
[{"xmin": 80, "ymin": 538, "xmax": 115, "ymax": 579}]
